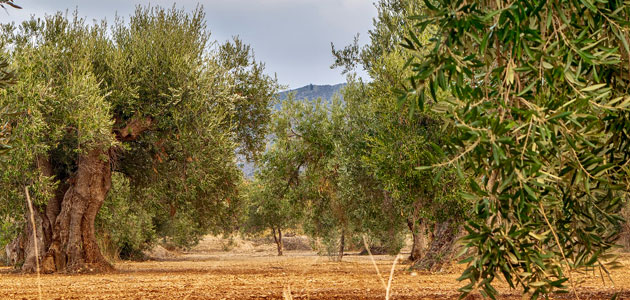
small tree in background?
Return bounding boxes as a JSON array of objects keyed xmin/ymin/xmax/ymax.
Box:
[
  {"xmin": 403, "ymin": 0, "xmax": 630, "ymax": 298},
  {"xmin": 254, "ymin": 94, "xmax": 361, "ymax": 260},
  {"xmin": 242, "ymin": 155, "xmax": 304, "ymax": 256}
]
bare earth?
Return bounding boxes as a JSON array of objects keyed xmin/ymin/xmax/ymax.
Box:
[{"xmin": 1, "ymin": 236, "xmax": 628, "ymax": 299}]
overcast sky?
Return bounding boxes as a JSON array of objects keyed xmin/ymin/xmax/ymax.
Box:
[{"xmin": 1, "ymin": 0, "xmax": 376, "ymax": 89}]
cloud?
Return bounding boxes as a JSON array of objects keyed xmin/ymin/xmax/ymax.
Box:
[{"xmin": 2, "ymin": 0, "xmax": 377, "ymax": 88}]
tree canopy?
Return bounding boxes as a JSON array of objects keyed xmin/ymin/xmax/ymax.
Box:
[
  {"xmin": 403, "ymin": 0, "xmax": 630, "ymax": 297},
  {"xmin": 0, "ymin": 6, "xmax": 279, "ymax": 273}
]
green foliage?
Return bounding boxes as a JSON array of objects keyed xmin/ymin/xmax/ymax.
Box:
[
  {"xmin": 331, "ymin": 0, "xmax": 469, "ymax": 257},
  {"xmin": 0, "ymin": 216, "xmax": 19, "ymax": 253},
  {"xmin": 0, "ymin": 6, "xmax": 19, "ymax": 252},
  {"xmin": 0, "ymin": 6, "xmax": 278, "ymax": 253},
  {"xmin": 218, "ymin": 38, "xmax": 280, "ymax": 161},
  {"xmin": 241, "ymin": 177, "xmax": 302, "ymax": 238},
  {"xmin": 155, "ymin": 210, "xmax": 206, "ymax": 250},
  {"xmin": 403, "ymin": 0, "xmax": 630, "ymax": 297},
  {"xmin": 96, "ymin": 172, "xmax": 155, "ymax": 260},
  {"xmin": 0, "ymin": 55, "xmax": 15, "ymax": 158}
]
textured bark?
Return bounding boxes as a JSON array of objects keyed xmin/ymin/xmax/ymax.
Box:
[
  {"xmin": 408, "ymin": 218, "xmax": 427, "ymax": 262},
  {"xmin": 19, "ymin": 206, "xmax": 47, "ymax": 273},
  {"xmin": 337, "ymin": 230, "xmax": 345, "ymax": 261},
  {"xmin": 412, "ymin": 220, "xmax": 459, "ymax": 272},
  {"xmin": 12, "ymin": 115, "xmax": 151, "ymax": 273},
  {"xmin": 620, "ymin": 205, "xmax": 630, "ymax": 251},
  {"xmin": 41, "ymin": 148, "xmax": 113, "ymax": 273},
  {"xmin": 7, "ymin": 156, "xmax": 62, "ymax": 272},
  {"xmin": 5, "ymin": 236, "xmax": 23, "ymax": 266},
  {"xmin": 272, "ymin": 227, "xmax": 283, "ymax": 256},
  {"xmin": 115, "ymin": 116, "xmax": 153, "ymax": 142}
]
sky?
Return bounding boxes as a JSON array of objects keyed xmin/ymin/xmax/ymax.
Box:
[{"xmin": 1, "ymin": 0, "xmax": 377, "ymax": 89}]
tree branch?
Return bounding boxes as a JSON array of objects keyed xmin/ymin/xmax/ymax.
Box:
[{"xmin": 114, "ymin": 116, "xmax": 153, "ymax": 142}]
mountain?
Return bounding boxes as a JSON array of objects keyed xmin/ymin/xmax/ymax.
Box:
[
  {"xmin": 276, "ymin": 83, "xmax": 345, "ymax": 105},
  {"xmin": 239, "ymin": 83, "xmax": 346, "ymax": 179}
]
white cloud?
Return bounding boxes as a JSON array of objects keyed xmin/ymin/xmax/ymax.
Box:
[{"xmin": 2, "ymin": 0, "xmax": 378, "ymax": 88}]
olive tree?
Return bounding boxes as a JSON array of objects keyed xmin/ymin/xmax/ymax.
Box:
[
  {"xmin": 403, "ymin": 0, "xmax": 630, "ymax": 297},
  {"xmin": 333, "ymin": 0, "xmax": 468, "ymax": 267},
  {"xmin": 0, "ymin": 6, "xmax": 278, "ymax": 273},
  {"xmin": 256, "ymin": 94, "xmax": 359, "ymax": 260},
  {"xmin": 242, "ymin": 168, "xmax": 303, "ymax": 256}
]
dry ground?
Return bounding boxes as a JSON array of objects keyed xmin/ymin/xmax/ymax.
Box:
[{"xmin": 1, "ymin": 236, "xmax": 628, "ymax": 299}]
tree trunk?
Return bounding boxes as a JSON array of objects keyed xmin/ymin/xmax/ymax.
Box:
[
  {"xmin": 412, "ymin": 220, "xmax": 459, "ymax": 272},
  {"xmin": 7, "ymin": 156, "xmax": 65, "ymax": 272},
  {"xmin": 272, "ymin": 227, "xmax": 283, "ymax": 256},
  {"xmin": 337, "ymin": 229, "xmax": 345, "ymax": 261},
  {"xmin": 41, "ymin": 148, "xmax": 113, "ymax": 273},
  {"xmin": 19, "ymin": 205, "xmax": 47, "ymax": 273},
  {"xmin": 408, "ymin": 218, "xmax": 427, "ymax": 262},
  {"xmin": 6, "ymin": 210, "xmax": 46, "ymax": 272},
  {"xmin": 11, "ymin": 117, "xmax": 151, "ymax": 273}
]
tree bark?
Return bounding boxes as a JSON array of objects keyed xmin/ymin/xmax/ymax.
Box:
[
  {"xmin": 19, "ymin": 204, "xmax": 47, "ymax": 273},
  {"xmin": 272, "ymin": 227, "xmax": 283, "ymax": 256},
  {"xmin": 7, "ymin": 156, "xmax": 64, "ymax": 272},
  {"xmin": 337, "ymin": 229, "xmax": 345, "ymax": 262},
  {"xmin": 5, "ymin": 208, "xmax": 47, "ymax": 272},
  {"xmin": 412, "ymin": 220, "xmax": 459, "ymax": 272},
  {"xmin": 11, "ymin": 116, "xmax": 152, "ymax": 273},
  {"xmin": 408, "ymin": 218, "xmax": 427, "ymax": 262},
  {"xmin": 41, "ymin": 148, "xmax": 113, "ymax": 273}
]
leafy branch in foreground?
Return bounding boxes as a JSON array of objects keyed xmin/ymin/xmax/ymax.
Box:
[
  {"xmin": 402, "ymin": 0, "xmax": 630, "ymax": 298},
  {"xmin": 0, "ymin": 0, "xmax": 20, "ymax": 10},
  {"xmin": 0, "ymin": 56, "xmax": 15, "ymax": 157}
]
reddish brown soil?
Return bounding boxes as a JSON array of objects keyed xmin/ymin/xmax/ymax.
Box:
[
  {"xmin": 1, "ymin": 234, "xmax": 629, "ymax": 300},
  {"xmin": 1, "ymin": 251, "xmax": 628, "ymax": 300}
]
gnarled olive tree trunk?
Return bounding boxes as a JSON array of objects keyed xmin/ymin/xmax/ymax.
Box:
[
  {"xmin": 41, "ymin": 148, "xmax": 113, "ymax": 273},
  {"xmin": 8, "ymin": 149, "xmax": 114, "ymax": 273},
  {"xmin": 412, "ymin": 220, "xmax": 460, "ymax": 272},
  {"xmin": 7, "ymin": 156, "xmax": 65, "ymax": 272},
  {"xmin": 8, "ymin": 117, "xmax": 152, "ymax": 273},
  {"xmin": 407, "ymin": 218, "xmax": 427, "ymax": 262}
]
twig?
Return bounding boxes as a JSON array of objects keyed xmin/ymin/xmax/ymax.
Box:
[
  {"xmin": 386, "ymin": 255, "xmax": 402, "ymax": 300},
  {"xmin": 538, "ymin": 201, "xmax": 580, "ymax": 300},
  {"xmin": 429, "ymin": 139, "xmax": 480, "ymax": 169},
  {"xmin": 283, "ymin": 284, "xmax": 294, "ymax": 300},
  {"xmin": 362, "ymin": 235, "xmax": 387, "ymax": 290},
  {"xmin": 25, "ymin": 186, "xmax": 43, "ymax": 300}
]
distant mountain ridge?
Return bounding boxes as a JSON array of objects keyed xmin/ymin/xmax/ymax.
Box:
[
  {"xmin": 276, "ymin": 83, "xmax": 345, "ymax": 104},
  {"xmin": 239, "ymin": 83, "xmax": 346, "ymax": 179}
]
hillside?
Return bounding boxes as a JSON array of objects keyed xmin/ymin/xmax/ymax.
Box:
[
  {"xmin": 277, "ymin": 83, "xmax": 345, "ymax": 103},
  {"xmin": 239, "ymin": 83, "xmax": 346, "ymax": 178}
]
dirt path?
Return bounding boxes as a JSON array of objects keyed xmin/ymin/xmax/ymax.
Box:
[{"xmin": 0, "ymin": 250, "xmax": 627, "ymax": 299}]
